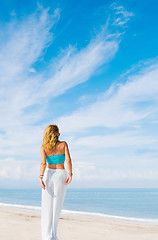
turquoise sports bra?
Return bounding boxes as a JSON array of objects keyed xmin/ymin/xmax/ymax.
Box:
[{"xmin": 46, "ymin": 154, "xmax": 65, "ymax": 164}]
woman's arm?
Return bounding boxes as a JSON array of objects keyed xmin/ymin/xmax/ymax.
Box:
[
  {"xmin": 64, "ymin": 141, "xmax": 72, "ymax": 177},
  {"xmin": 40, "ymin": 146, "xmax": 47, "ymax": 189},
  {"xmin": 40, "ymin": 146, "xmax": 47, "ymax": 175}
]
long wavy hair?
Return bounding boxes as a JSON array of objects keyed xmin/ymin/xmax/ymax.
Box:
[{"xmin": 42, "ymin": 124, "xmax": 60, "ymax": 150}]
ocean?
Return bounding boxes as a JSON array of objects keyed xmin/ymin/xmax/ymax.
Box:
[{"xmin": 0, "ymin": 188, "xmax": 158, "ymax": 223}]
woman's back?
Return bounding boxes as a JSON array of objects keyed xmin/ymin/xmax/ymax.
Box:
[
  {"xmin": 43, "ymin": 141, "xmax": 66, "ymax": 169},
  {"xmin": 44, "ymin": 141, "xmax": 65, "ymax": 156}
]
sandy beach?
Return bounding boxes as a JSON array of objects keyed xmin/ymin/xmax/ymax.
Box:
[{"xmin": 0, "ymin": 206, "xmax": 158, "ymax": 240}]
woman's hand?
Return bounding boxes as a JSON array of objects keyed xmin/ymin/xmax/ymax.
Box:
[
  {"xmin": 65, "ymin": 175, "xmax": 72, "ymax": 185},
  {"xmin": 40, "ymin": 178, "xmax": 46, "ymax": 190}
]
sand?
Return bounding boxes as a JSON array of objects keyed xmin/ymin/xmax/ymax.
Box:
[{"xmin": 0, "ymin": 206, "xmax": 158, "ymax": 240}]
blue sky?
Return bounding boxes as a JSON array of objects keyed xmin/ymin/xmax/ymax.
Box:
[{"xmin": 0, "ymin": 0, "xmax": 158, "ymax": 189}]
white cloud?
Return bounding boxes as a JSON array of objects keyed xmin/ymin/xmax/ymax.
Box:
[
  {"xmin": 0, "ymin": 157, "xmax": 39, "ymax": 182},
  {"xmin": 0, "ymin": 8, "xmax": 58, "ymax": 84},
  {"xmin": 73, "ymin": 131, "xmax": 157, "ymax": 149},
  {"xmin": 28, "ymin": 68, "xmax": 36, "ymax": 73},
  {"xmin": 56, "ymin": 61, "xmax": 158, "ymax": 133},
  {"xmin": 110, "ymin": 2, "xmax": 134, "ymax": 27},
  {"xmin": 83, "ymin": 169, "xmax": 158, "ymax": 181},
  {"xmin": 39, "ymin": 37, "xmax": 119, "ymax": 99},
  {"xmin": 70, "ymin": 160, "xmax": 158, "ymax": 182}
]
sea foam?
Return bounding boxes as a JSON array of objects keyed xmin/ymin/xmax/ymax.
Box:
[{"xmin": 0, "ymin": 202, "xmax": 158, "ymax": 224}]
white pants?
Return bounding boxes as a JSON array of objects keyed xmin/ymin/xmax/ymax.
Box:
[{"xmin": 41, "ymin": 168, "xmax": 68, "ymax": 240}]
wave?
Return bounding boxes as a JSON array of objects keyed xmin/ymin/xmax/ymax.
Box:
[
  {"xmin": 61, "ymin": 209, "xmax": 158, "ymax": 224},
  {"xmin": 0, "ymin": 202, "xmax": 158, "ymax": 224},
  {"xmin": 0, "ymin": 202, "xmax": 41, "ymax": 211}
]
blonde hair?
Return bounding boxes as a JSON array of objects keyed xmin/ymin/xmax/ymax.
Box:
[{"xmin": 42, "ymin": 124, "xmax": 60, "ymax": 150}]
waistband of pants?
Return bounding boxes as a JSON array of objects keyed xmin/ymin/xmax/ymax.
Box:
[{"xmin": 46, "ymin": 167, "xmax": 66, "ymax": 172}]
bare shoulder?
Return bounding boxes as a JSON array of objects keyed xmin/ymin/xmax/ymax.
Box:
[
  {"xmin": 60, "ymin": 141, "xmax": 68, "ymax": 148},
  {"xmin": 56, "ymin": 141, "xmax": 66, "ymax": 151},
  {"xmin": 41, "ymin": 145, "xmax": 46, "ymax": 153},
  {"xmin": 41, "ymin": 145, "xmax": 45, "ymax": 150},
  {"xmin": 62, "ymin": 141, "xmax": 71, "ymax": 160},
  {"xmin": 41, "ymin": 145, "xmax": 44, "ymax": 151}
]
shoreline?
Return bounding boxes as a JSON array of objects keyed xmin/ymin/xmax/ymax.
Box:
[
  {"xmin": 0, "ymin": 202, "xmax": 158, "ymax": 225},
  {"xmin": 0, "ymin": 206, "xmax": 158, "ymax": 240}
]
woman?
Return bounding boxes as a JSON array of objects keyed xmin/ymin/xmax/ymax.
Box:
[{"xmin": 40, "ymin": 124, "xmax": 73, "ymax": 240}]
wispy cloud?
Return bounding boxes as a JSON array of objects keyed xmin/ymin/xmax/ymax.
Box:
[
  {"xmin": 0, "ymin": 8, "xmax": 60, "ymax": 84},
  {"xmin": 73, "ymin": 131, "xmax": 158, "ymax": 149},
  {"xmin": 110, "ymin": 2, "xmax": 134, "ymax": 27},
  {"xmin": 56, "ymin": 61, "xmax": 158, "ymax": 133},
  {"xmin": 39, "ymin": 36, "xmax": 119, "ymax": 99}
]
